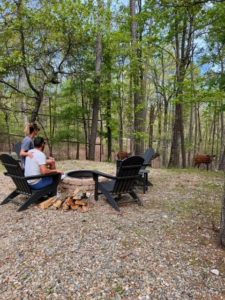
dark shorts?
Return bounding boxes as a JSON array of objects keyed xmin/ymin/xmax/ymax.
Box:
[{"xmin": 30, "ymin": 177, "xmax": 53, "ymax": 190}]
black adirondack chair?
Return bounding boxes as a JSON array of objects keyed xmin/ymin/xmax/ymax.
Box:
[
  {"xmin": 0, "ymin": 154, "xmax": 61, "ymax": 212},
  {"xmin": 93, "ymin": 155, "xmax": 144, "ymax": 211}
]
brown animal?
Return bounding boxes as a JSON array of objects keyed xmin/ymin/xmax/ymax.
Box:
[
  {"xmin": 194, "ymin": 154, "xmax": 215, "ymax": 170},
  {"xmin": 117, "ymin": 151, "xmax": 131, "ymax": 160}
]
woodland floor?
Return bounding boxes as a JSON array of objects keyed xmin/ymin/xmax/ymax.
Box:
[{"xmin": 0, "ymin": 160, "xmax": 225, "ymax": 300}]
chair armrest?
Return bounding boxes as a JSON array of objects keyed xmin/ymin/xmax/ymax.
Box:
[
  {"xmin": 4, "ymin": 172, "xmax": 59, "ymax": 180},
  {"xmin": 117, "ymin": 175, "xmax": 141, "ymax": 180},
  {"xmin": 25, "ymin": 172, "xmax": 59, "ymax": 180},
  {"xmin": 142, "ymin": 163, "xmax": 151, "ymax": 167},
  {"xmin": 139, "ymin": 169, "xmax": 150, "ymax": 174},
  {"xmin": 92, "ymin": 170, "xmax": 116, "ymax": 180}
]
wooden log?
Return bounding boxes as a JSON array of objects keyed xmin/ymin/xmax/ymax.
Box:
[
  {"xmin": 75, "ymin": 199, "xmax": 88, "ymax": 206},
  {"xmin": 65, "ymin": 197, "xmax": 74, "ymax": 207},
  {"xmin": 53, "ymin": 200, "xmax": 63, "ymax": 209},
  {"xmin": 71, "ymin": 204, "xmax": 79, "ymax": 210},
  {"xmin": 39, "ymin": 197, "xmax": 57, "ymax": 209},
  {"xmin": 62, "ymin": 202, "xmax": 70, "ymax": 211}
]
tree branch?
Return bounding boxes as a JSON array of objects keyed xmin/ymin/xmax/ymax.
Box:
[
  {"xmin": 16, "ymin": 1, "xmax": 39, "ymax": 96},
  {"xmin": 57, "ymin": 39, "xmax": 72, "ymax": 73},
  {"xmin": 160, "ymin": 0, "xmax": 225, "ymax": 9},
  {"xmin": 0, "ymin": 79, "xmax": 35, "ymax": 98}
]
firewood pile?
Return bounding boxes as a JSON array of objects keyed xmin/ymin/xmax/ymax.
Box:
[{"xmin": 38, "ymin": 188, "xmax": 91, "ymax": 212}]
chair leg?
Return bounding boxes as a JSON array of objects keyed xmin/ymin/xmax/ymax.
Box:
[
  {"xmin": 1, "ymin": 190, "xmax": 19, "ymax": 205},
  {"xmin": 17, "ymin": 193, "xmax": 42, "ymax": 212},
  {"xmin": 94, "ymin": 182, "xmax": 99, "ymax": 201},
  {"xmin": 18, "ymin": 180, "xmax": 59, "ymax": 211},
  {"xmin": 143, "ymin": 172, "xmax": 148, "ymax": 193},
  {"xmin": 93, "ymin": 174, "xmax": 99, "ymax": 201},
  {"xmin": 129, "ymin": 190, "xmax": 143, "ymax": 206},
  {"xmin": 98, "ymin": 184, "xmax": 120, "ymax": 211}
]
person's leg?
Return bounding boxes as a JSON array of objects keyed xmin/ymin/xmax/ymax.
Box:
[{"xmin": 30, "ymin": 177, "xmax": 53, "ymax": 190}]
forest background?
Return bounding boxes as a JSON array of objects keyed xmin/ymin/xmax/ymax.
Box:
[{"xmin": 0, "ymin": 0, "xmax": 224, "ymax": 169}]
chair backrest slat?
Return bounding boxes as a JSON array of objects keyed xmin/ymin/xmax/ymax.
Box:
[
  {"xmin": 140, "ymin": 148, "xmax": 155, "ymax": 170},
  {"xmin": 14, "ymin": 142, "xmax": 22, "ymax": 159},
  {"xmin": 0, "ymin": 154, "xmax": 31, "ymax": 194},
  {"xmin": 113, "ymin": 156, "xmax": 144, "ymax": 193}
]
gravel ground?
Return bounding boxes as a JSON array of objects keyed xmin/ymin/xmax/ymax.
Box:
[{"xmin": 0, "ymin": 160, "xmax": 225, "ymax": 300}]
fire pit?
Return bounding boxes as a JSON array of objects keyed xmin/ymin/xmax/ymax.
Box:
[
  {"xmin": 59, "ymin": 170, "xmax": 96, "ymax": 194},
  {"xmin": 60, "ymin": 170, "xmax": 110, "ymax": 195},
  {"xmin": 38, "ymin": 170, "xmax": 110, "ymax": 211}
]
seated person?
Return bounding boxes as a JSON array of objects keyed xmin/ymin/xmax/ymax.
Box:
[{"xmin": 24, "ymin": 136, "xmax": 63, "ymax": 190}]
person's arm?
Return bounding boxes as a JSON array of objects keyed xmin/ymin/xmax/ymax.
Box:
[
  {"xmin": 39, "ymin": 164, "xmax": 64, "ymax": 175},
  {"xmin": 20, "ymin": 139, "xmax": 33, "ymax": 158},
  {"xmin": 46, "ymin": 157, "xmax": 56, "ymax": 169},
  {"xmin": 20, "ymin": 149, "xmax": 33, "ymax": 158}
]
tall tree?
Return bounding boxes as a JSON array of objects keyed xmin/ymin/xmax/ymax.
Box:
[
  {"xmin": 0, "ymin": 1, "xmax": 79, "ymax": 121},
  {"xmin": 88, "ymin": 0, "xmax": 103, "ymax": 160},
  {"xmin": 130, "ymin": 0, "xmax": 146, "ymax": 155},
  {"xmin": 168, "ymin": 3, "xmax": 198, "ymax": 167}
]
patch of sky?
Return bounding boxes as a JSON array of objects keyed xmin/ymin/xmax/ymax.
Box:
[
  {"xmin": 27, "ymin": 0, "xmax": 42, "ymax": 9},
  {"xmin": 194, "ymin": 35, "xmax": 212, "ymax": 75}
]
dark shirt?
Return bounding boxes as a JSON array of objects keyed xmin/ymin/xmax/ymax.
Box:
[{"xmin": 20, "ymin": 136, "xmax": 34, "ymax": 168}]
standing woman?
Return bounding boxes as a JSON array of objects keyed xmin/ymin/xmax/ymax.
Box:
[{"xmin": 20, "ymin": 123, "xmax": 40, "ymax": 168}]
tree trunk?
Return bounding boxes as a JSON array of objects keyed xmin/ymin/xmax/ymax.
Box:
[
  {"xmin": 211, "ymin": 108, "xmax": 216, "ymax": 156},
  {"xmin": 106, "ymin": 0, "xmax": 112, "ymax": 161},
  {"xmin": 105, "ymin": 61, "xmax": 112, "ymax": 160},
  {"xmin": 219, "ymin": 146, "xmax": 225, "ymax": 170},
  {"xmin": 180, "ymin": 102, "xmax": 186, "ymax": 168},
  {"xmin": 219, "ymin": 112, "xmax": 225, "ymax": 170},
  {"xmin": 106, "ymin": 98, "xmax": 112, "ymax": 160},
  {"xmin": 157, "ymin": 101, "xmax": 162, "ymax": 152},
  {"xmin": 31, "ymin": 94, "xmax": 43, "ymax": 122},
  {"xmin": 148, "ymin": 104, "xmax": 155, "ymax": 148},
  {"xmin": 128, "ymin": 74, "xmax": 134, "ymax": 153},
  {"xmin": 197, "ymin": 104, "xmax": 202, "ymax": 152},
  {"xmin": 220, "ymin": 180, "xmax": 225, "ymax": 246},
  {"xmin": 130, "ymin": 0, "xmax": 145, "ymax": 155},
  {"xmin": 162, "ymin": 102, "xmax": 169, "ymax": 167},
  {"xmin": 118, "ymin": 72, "xmax": 123, "ymax": 151},
  {"xmin": 88, "ymin": 28, "xmax": 102, "ymax": 160},
  {"xmin": 168, "ymin": 5, "xmax": 195, "ymax": 168},
  {"xmin": 48, "ymin": 96, "xmax": 53, "ymax": 157},
  {"xmin": 80, "ymin": 78, "xmax": 89, "ymax": 159},
  {"xmin": 5, "ymin": 113, "xmax": 11, "ymax": 153},
  {"xmin": 168, "ymin": 103, "xmax": 181, "ymax": 167},
  {"xmin": 188, "ymin": 104, "xmax": 194, "ymax": 166},
  {"xmin": 188, "ymin": 61, "xmax": 194, "ymax": 166}
]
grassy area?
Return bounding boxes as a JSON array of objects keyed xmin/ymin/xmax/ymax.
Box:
[{"xmin": 167, "ymin": 167, "xmax": 224, "ymax": 178}]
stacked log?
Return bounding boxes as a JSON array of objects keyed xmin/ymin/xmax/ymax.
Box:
[{"xmin": 39, "ymin": 188, "xmax": 90, "ymax": 212}]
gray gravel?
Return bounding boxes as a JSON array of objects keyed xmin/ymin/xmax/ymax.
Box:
[{"xmin": 0, "ymin": 163, "xmax": 225, "ymax": 299}]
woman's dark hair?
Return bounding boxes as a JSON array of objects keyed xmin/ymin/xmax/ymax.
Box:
[
  {"xmin": 29, "ymin": 123, "xmax": 40, "ymax": 134},
  {"xmin": 34, "ymin": 136, "xmax": 45, "ymax": 148},
  {"xmin": 24, "ymin": 122, "xmax": 40, "ymax": 135}
]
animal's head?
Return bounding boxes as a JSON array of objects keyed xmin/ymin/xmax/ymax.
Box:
[
  {"xmin": 117, "ymin": 151, "xmax": 131, "ymax": 160},
  {"xmin": 207, "ymin": 154, "xmax": 216, "ymax": 160}
]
